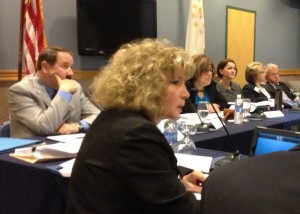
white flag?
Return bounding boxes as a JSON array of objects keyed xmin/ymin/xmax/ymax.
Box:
[{"xmin": 185, "ymin": 0, "xmax": 205, "ymax": 56}]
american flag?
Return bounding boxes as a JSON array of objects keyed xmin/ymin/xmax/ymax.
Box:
[
  {"xmin": 185, "ymin": 0, "xmax": 205, "ymax": 56},
  {"xmin": 23, "ymin": 0, "xmax": 47, "ymax": 74}
]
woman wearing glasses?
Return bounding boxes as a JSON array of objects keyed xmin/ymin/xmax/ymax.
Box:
[{"xmin": 182, "ymin": 54, "xmax": 227, "ymax": 113}]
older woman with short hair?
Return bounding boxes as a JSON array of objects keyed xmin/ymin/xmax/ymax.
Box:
[{"xmin": 242, "ymin": 61, "xmax": 271, "ymax": 102}]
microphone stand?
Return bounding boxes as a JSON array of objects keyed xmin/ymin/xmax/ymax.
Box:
[{"xmin": 203, "ymin": 89, "xmax": 241, "ymax": 167}]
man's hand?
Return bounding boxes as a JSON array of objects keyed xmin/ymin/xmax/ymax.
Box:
[
  {"xmin": 57, "ymin": 123, "xmax": 80, "ymax": 135},
  {"xmin": 55, "ymin": 75, "xmax": 77, "ymax": 94},
  {"xmin": 181, "ymin": 170, "xmax": 207, "ymax": 193}
]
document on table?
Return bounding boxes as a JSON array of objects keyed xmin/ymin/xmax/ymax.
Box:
[
  {"xmin": 54, "ymin": 152, "xmax": 212, "ymax": 179},
  {"xmin": 57, "ymin": 158, "xmax": 76, "ymax": 177},
  {"xmin": 46, "ymin": 133, "xmax": 85, "ymax": 143},
  {"xmin": 175, "ymin": 153, "xmax": 212, "ymax": 173},
  {"xmin": 10, "ymin": 135, "xmax": 84, "ymax": 163},
  {"xmin": 175, "ymin": 153, "xmax": 211, "ymax": 201}
]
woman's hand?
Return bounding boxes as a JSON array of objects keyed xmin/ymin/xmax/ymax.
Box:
[
  {"xmin": 181, "ymin": 170, "xmax": 207, "ymax": 193},
  {"xmin": 209, "ymin": 103, "xmax": 220, "ymax": 113}
]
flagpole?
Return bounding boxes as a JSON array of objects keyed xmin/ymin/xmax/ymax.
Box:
[{"xmin": 17, "ymin": 0, "xmax": 25, "ymax": 81}]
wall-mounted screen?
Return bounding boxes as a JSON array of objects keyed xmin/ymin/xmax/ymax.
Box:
[{"xmin": 76, "ymin": 0, "xmax": 157, "ymax": 56}]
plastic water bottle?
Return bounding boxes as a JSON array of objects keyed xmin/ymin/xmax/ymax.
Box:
[
  {"xmin": 163, "ymin": 120, "xmax": 179, "ymax": 152},
  {"xmin": 234, "ymin": 94, "xmax": 243, "ymax": 124}
]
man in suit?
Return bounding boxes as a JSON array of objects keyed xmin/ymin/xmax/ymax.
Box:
[
  {"xmin": 264, "ymin": 63, "xmax": 296, "ymax": 103},
  {"xmin": 8, "ymin": 46, "xmax": 100, "ymax": 138},
  {"xmin": 200, "ymin": 143, "xmax": 300, "ymax": 213}
]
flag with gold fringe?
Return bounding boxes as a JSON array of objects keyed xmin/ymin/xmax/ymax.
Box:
[
  {"xmin": 23, "ymin": 0, "xmax": 47, "ymax": 74},
  {"xmin": 185, "ymin": 0, "xmax": 205, "ymax": 56}
]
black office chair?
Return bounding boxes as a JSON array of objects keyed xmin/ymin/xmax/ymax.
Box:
[{"xmin": 0, "ymin": 121, "xmax": 10, "ymax": 137}]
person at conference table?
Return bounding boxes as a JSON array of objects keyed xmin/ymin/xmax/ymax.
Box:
[
  {"xmin": 264, "ymin": 63, "xmax": 296, "ymax": 106},
  {"xmin": 200, "ymin": 143, "xmax": 300, "ymax": 214},
  {"xmin": 182, "ymin": 54, "xmax": 228, "ymax": 113},
  {"xmin": 67, "ymin": 39, "xmax": 206, "ymax": 214},
  {"xmin": 216, "ymin": 59, "xmax": 242, "ymax": 102},
  {"xmin": 242, "ymin": 61, "xmax": 271, "ymax": 102},
  {"xmin": 8, "ymin": 46, "xmax": 100, "ymax": 138}
]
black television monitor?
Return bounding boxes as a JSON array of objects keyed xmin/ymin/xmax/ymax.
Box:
[{"xmin": 76, "ymin": 0, "xmax": 157, "ymax": 56}]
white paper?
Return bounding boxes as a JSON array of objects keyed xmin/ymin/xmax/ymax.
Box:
[
  {"xmin": 58, "ymin": 158, "xmax": 76, "ymax": 177},
  {"xmin": 175, "ymin": 153, "xmax": 212, "ymax": 173},
  {"xmin": 34, "ymin": 140, "xmax": 83, "ymax": 158},
  {"xmin": 210, "ymin": 118, "xmax": 224, "ymax": 129},
  {"xmin": 263, "ymin": 110, "xmax": 284, "ymax": 118},
  {"xmin": 46, "ymin": 133, "xmax": 85, "ymax": 143}
]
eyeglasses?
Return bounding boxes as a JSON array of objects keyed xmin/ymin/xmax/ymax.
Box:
[{"xmin": 204, "ymin": 69, "xmax": 214, "ymax": 74}]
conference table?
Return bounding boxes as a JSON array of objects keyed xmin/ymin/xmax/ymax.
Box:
[
  {"xmin": 1, "ymin": 110, "xmax": 300, "ymax": 213},
  {"xmin": 0, "ymin": 147, "xmax": 230, "ymax": 214},
  {"xmin": 191, "ymin": 110, "xmax": 300, "ymax": 155}
]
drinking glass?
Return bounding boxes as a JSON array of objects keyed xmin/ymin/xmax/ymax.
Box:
[
  {"xmin": 242, "ymin": 98, "xmax": 251, "ymax": 122},
  {"xmin": 197, "ymin": 101, "xmax": 209, "ymax": 124},
  {"xmin": 177, "ymin": 121, "xmax": 196, "ymax": 152}
]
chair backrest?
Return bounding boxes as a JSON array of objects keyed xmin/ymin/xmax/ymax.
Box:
[{"xmin": 0, "ymin": 121, "xmax": 10, "ymax": 137}]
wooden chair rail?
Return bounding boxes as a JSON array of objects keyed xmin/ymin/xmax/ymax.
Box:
[{"xmin": 1, "ymin": 69, "xmax": 300, "ymax": 82}]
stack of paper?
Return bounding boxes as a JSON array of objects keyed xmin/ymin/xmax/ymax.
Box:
[{"xmin": 10, "ymin": 134, "xmax": 85, "ymax": 163}]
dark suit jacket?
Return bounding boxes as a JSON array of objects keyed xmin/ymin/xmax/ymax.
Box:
[
  {"xmin": 67, "ymin": 110, "xmax": 200, "ymax": 214},
  {"xmin": 264, "ymin": 81, "xmax": 296, "ymax": 100},
  {"xmin": 242, "ymin": 83, "xmax": 269, "ymax": 102},
  {"xmin": 182, "ymin": 80, "xmax": 228, "ymax": 113},
  {"xmin": 200, "ymin": 143, "xmax": 300, "ymax": 214}
]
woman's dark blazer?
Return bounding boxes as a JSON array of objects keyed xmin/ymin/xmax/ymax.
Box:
[
  {"xmin": 182, "ymin": 80, "xmax": 228, "ymax": 113},
  {"xmin": 67, "ymin": 110, "xmax": 200, "ymax": 214},
  {"xmin": 242, "ymin": 83, "xmax": 269, "ymax": 102}
]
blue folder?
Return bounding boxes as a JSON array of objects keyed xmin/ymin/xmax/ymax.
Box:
[{"xmin": 0, "ymin": 137, "xmax": 43, "ymax": 154}]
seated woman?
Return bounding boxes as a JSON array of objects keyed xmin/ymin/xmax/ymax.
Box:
[
  {"xmin": 182, "ymin": 54, "xmax": 227, "ymax": 113},
  {"xmin": 67, "ymin": 39, "xmax": 206, "ymax": 213},
  {"xmin": 216, "ymin": 59, "xmax": 242, "ymax": 102},
  {"xmin": 242, "ymin": 61, "xmax": 271, "ymax": 102}
]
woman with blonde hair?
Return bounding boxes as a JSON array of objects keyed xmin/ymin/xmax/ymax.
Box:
[
  {"xmin": 242, "ymin": 61, "xmax": 271, "ymax": 102},
  {"xmin": 67, "ymin": 39, "xmax": 206, "ymax": 213}
]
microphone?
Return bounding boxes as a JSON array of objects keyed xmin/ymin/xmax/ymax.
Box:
[
  {"xmin": 79, "ymin": 79, "xmax": 102, "ymax": 110},
  {"xmin": 192, "ymin": 88, "xmax": 240, "ymax": 167}
]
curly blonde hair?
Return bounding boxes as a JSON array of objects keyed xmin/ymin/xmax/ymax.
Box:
[{"xmin": 90, "ymin": 39, "xmax": 194, "ymax": 120}]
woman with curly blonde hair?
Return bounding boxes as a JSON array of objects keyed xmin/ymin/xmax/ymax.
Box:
[{"xmin": 67, "ymin": 39, "xmax": 206, "ymax": 213}]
